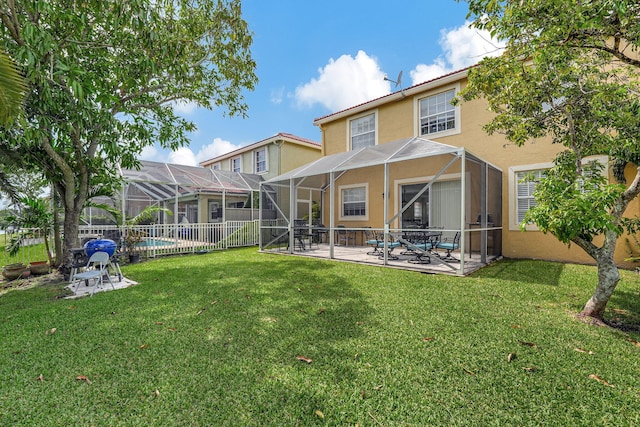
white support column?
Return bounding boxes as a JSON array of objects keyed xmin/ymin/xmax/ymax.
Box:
[
  {"xmin": 329, "ymin": 172, "xmax": 335, "ymax": 259},
  {"xmin": 383, "ymin": 162, "xmax": 389, "ymax": 265},
  {"xmin": 459, "ymin": 150, "xmax": 466, "ymax": 275},
  {"xmin": 258, "ymin": 184, "xmax": 263, "ymax": 249},
  {"xmin": 222, "ymin": 190, "xmax": 226, "ymax": 223},
  {"xmin": 174, "ymin": 185, "xmax": 179, "ymax": 225},
  {"xmin": 289, "ymin": 179, "xmax": 295, "ymax": 253}
]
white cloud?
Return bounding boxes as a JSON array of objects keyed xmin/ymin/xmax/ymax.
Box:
[
  {"xmin": 161, "ymin": 137, "xmax": 243, "ymax": 166},
  {"xmin": 138, "ymin": 145, "xmax": 161, "ymax": 162},
  {"xmin": 410, "ymin": 21, "xmax": 504, "ymax": 85},
  {"xmin": 270, "ymin": 87, "xmax": 285, "ymax": 104},
  {"xmin": 195, "ymin": 138, "xmax": 243, "ymax": 163},
  {"xmin": 173, "ymin": 100, "xmax": 198, "ymax": 115},
  {"xmin": 294, "ymin": 50, "xmax": 390, "ymax": 111},
  {"xmin": 168, "ymin": 147, "xmax": 198, "ymax": 166}
]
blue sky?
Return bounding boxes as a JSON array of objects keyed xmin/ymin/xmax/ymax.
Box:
[{"xmin": 140, "ymin": 0, "xmax": 502, "ymax": 166}]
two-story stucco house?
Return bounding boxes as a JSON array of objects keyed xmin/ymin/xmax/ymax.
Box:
[
  {"xmin": 201, "ymin": 132, "xmax": 322, "ymax": 223},
  {"xmin": 200, "ymin": 132, "xmax": 322, "ymax": 180},
  {"xmin": 260, "ymin": 68, "xmax": 639, "ymax": 274}
]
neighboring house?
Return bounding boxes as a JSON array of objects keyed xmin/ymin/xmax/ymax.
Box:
[
  {"xmin": 200, "ymin": 132, "xmax": 322, "ymax": 181},
  {"xmin": 200, "ymin": 132, "xmax": 322, "ymax": 221},
  {"xmin": 84, "ymin": 160, "xmax": 264, "ymax": 226},
  {"xmin": 262, "ymin": 67, "xmax": 639, "ymax": 270}
]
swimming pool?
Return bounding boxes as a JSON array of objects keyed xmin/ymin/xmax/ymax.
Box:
[{"xmin": 136, "ymin": 238, "xmax": 176, "ymax": 248}]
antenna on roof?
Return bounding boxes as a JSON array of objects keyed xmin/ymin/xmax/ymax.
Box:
[{"xmin": 384, "ymin": 70, "xmax": 403, "ymax": 89}]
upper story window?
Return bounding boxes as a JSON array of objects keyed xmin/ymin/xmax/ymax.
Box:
[
  {"xmin": 255, "ymin": 148, "xmax": 267, "ymax": 173},
  {"xmin": 212, "ymin": 163, "xmax": 221, "ymax": 171},
  {"xmin": 350, "ymin": 113, "xmax": 376, "ymax": 150},
  {"xmin": 419, "ymin": 89, "xmax": 456, "ymax": 136},
  {"xmin": 231, "ymin": 157, "xmax": 241, "ymax": 173}
]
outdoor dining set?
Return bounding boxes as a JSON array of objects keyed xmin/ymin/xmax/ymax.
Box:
[
  {"xmin": 289, "ymin": 221, "xmax": 461, "ymax": 265},
  {"xmin": 364, "ymin": 228, "xmax": 461, "ymax": 265}
]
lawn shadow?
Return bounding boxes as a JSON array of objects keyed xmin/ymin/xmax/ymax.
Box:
[
  {"xmin": 604, "ymin": 286, "xmax": 640, "ymax": 333},
  {"xmin": 471, "ymin": 258, "xmax": 565, "ymax": 286},
  {"xmin": 82, "ymin": 252, "xmax": 373, "ymax": 424}
]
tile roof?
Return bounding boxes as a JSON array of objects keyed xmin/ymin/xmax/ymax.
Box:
[{"xmin": 313, "ymin": 66, "xmax": 474, "ymax": 124}]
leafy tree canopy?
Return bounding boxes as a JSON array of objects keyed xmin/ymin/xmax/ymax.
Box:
[
  {"xmin": 458, "ymin": 0, "xmax": 640, "ymax": 319},
  {"xmin": 0, "ymin": 0, "xmax": 257, "ymax": 268}
]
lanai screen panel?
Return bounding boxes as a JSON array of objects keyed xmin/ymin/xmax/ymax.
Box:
[
  {"xmin": 121, "ymin": 161, "xmax": 262, "ymax": 195},
  {"xmin": 261, "ymin": 136, "xmax": 503, "ymax": 274}
]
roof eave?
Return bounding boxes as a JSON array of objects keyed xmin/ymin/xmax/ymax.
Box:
[
  {"xmin": 199, "ymin": 133, "xmax": 320, "ymax": 167},
  {"xmin": 313, "ymin": 68, "xmax": 470, "ymax": 127}
]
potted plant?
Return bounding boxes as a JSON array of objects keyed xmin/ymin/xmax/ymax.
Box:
[
  {"xmin": 108, "ymin": 205, "xmax": 172, "ymax": 264},
  {"xmin": 2, "ymin": 262, "xmax": 28, "ymax": 280},
  {"xmin": 123, "ymin": 228, "xmax": 146, "ymax": 263},
  {"xmin": 28, "ymin": 260, "xmax": 50, "ymax": 275}
]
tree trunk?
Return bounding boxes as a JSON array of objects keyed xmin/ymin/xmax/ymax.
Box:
[
  {"xmin": 52, "ymin": 190, "xmax": 63, "ymax": 268},
  {"xmin": 579, "ymin": 235, "xmax": 621, "ymax": 319},
  {"xmin": 61, "ymin": 207, "xmax": 82, "ymax": 278}
]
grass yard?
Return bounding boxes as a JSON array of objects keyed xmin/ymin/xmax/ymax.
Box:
[{"xmin": 1, "ymin": 247, "xmax": 639, "ymax": 426}]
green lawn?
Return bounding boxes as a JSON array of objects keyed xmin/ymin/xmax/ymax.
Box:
[{"xmin": 1, "ymin": 247, "xmax": 639, "ymax": 426}]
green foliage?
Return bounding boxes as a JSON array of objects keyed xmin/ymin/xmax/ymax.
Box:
[
  {"xmin": 0, "ymin": 49, "xmax": 26, "ymax": 126},
  {"xmin": 0, "ymin": 0, "xmax": 257, "ymax": 265},
  {"xmin": 524, "ymin": 156, "xmax": 626, "ymax": 243},
  {"xmin": 0, "ymin": 197, "xmax": 54, "ymax": 261},
  {"xmin": 458, "ymin": 0, "xmax": 640, "ymax": 317},
  {"xmin": 458, "ymin": 0, "xmax": 640, "ymax": 246}
]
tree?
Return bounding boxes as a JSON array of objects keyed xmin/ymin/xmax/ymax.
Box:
[
  {"xmin": 0, "ymin": 0, "xmax": 257, "ymax": 271},
  {"xmin": 458, "ymin": 0, "xmax": 640, "ymax": 320}
]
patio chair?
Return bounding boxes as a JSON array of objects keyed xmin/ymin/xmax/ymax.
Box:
[
  {"xmin": 375, "ymin": 233, "xmax": 402, "ymax": 260},
  {"xmin": 69, "ymin": 251, "xmax": 115, "ymax": 296},
  {"xmin": 336, "ymin": 225, "xmax": 355, "ymax": 246},
  {"xmin": 364, "ymin": 228, "xmax": 383, "ymax": 255},
  {"xmin": 312, "ymin": 224, "xmax": 327, "ymax": 244},
  {"xmin": 436, "ymin": 232, "xmax": 461, "ymax": 262}
]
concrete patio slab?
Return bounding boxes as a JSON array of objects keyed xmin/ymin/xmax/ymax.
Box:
[{"xmin": 65, "ymin": 275, "xmax": 138, "ymax": 298}]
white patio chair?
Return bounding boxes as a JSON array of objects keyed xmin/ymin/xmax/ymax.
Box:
[{"xmin": 69, "ymin": 251, "xmax": 115, "ymax": 296}]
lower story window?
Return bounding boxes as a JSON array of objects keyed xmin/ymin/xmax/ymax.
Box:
[
  {"xmin": 342, "ymin": 186, "xmax": 366, "ymax": 218},
  {"xmin": 516, "ymin": 169, "xmax": 546, "ymax": 224}
]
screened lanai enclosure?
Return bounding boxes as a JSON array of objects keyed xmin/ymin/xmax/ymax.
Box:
[
  {"xmin": 260, "ymin": 137, "xmax": 502, "ymax": 275},
  {"xmin": 81, "ymin": 161, "xmax": 264, "ymax": 256}
]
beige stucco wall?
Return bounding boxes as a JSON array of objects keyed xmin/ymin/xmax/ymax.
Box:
[
  {"xmin": 279, "ymin": 143, "xmax": 323, "ymax": 175},
  {"xmin": 317, "ymin": 76, "xmax": 639, "ymax": 268}
]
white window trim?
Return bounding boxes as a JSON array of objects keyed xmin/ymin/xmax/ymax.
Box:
[
  {"xmin": 413, "ymin": 83, "xmax": 461, "ymax": 138},
  {"xmin": 346, "ymin": 110, "xmax": 378, "ymax": 151},
  {"xmin": 508, "ymin": 155, "xmax": 609, "ymax": 231},
  {"xmin": 231, "ymin": 156, "xmax": 242, "ymax": 173},
  {"xmin": 508, "ymin": 162, "xmax": 553, "ymax": 231},
  {"xmin": 254, "ymin": 147, "xmax": 268, "ymax": 174},
  {"xmin": 339, "ymin": 183, "xmax": 369, "ymax": 221},
  {"xmin": 211, "ymin": 162, "xmax": 221, "ymax": 171}
]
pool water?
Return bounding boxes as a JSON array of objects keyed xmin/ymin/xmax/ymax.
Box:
[{"xmin": 136, "ymin": 238, "xmax": 176, "ymax": 248}]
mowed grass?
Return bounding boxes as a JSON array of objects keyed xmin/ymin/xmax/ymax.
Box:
[{"xmin": 1, "ymin": 247, "xmax": 639, "ymax": 426}]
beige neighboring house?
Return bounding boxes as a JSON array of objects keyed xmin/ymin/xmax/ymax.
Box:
[
  {"xmin": 262, "ymin": 67, "xmax": 639, "ymax": 271},
  {"xmin": 200, "ymin": 132, "xmax": 322, "ymax": 181},
  {"xmin": 201, "ymin": 132, "xmax": 322, "ymax": 223}
]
